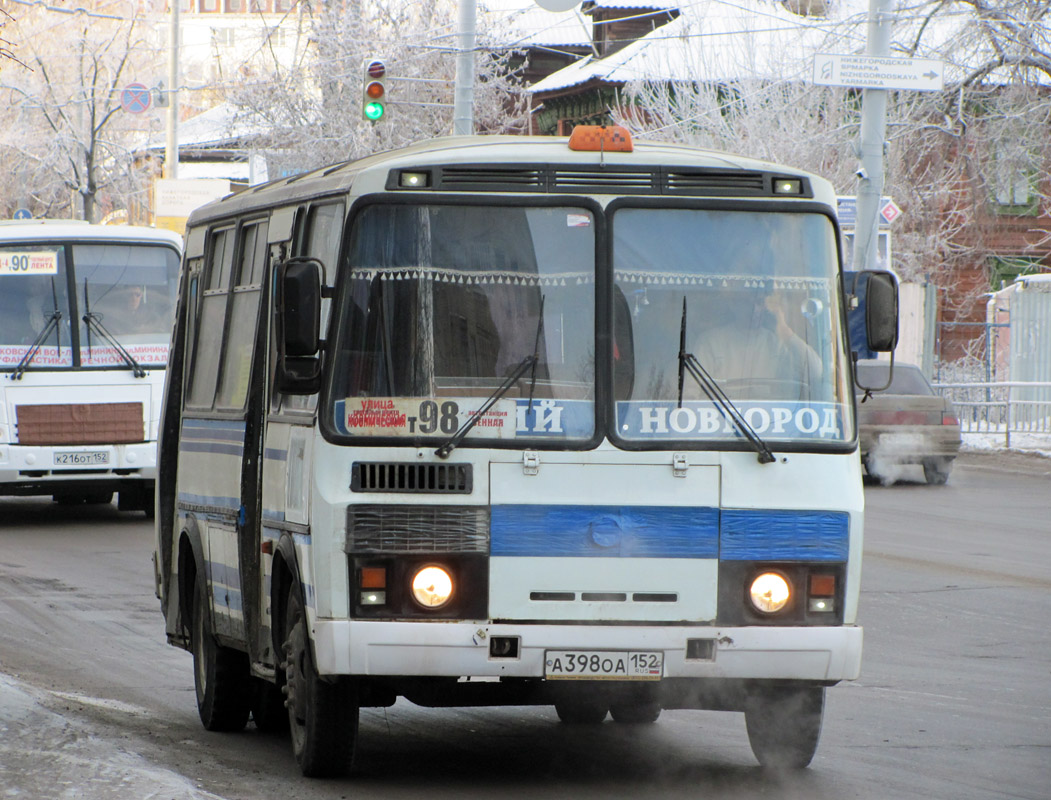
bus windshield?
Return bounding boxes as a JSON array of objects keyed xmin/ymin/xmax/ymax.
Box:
[
  {"xmin": 328, "ymin": 203, "xmax": 597, "ymax": 445},
  {"xmin": 612, "ymin": 207, "xmax": 854, "ymax": 445},
  {"xmin": 0, "ymin": 241, "xmax": 180, "ymax": 370}
]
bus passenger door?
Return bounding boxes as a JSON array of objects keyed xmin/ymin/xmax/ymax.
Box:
[
  {"xmin": 221, "ymin": 219, "xmax": 270, "ymax": 666},
  {"xmin": 256, "ymin": 201, "xmax": 344, "ymax": 664}
]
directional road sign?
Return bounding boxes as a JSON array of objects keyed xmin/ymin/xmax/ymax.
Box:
[
  {"xmin": 121, "ymin": 82, "xmax": 152, "ymax": 114},
  {"xmin": 837, "ymin": 196, "xmax": 903, "ymax": 227},
  {"xmin": 814, "ymin": 54, "xmax": 944, "ymax": 92}
]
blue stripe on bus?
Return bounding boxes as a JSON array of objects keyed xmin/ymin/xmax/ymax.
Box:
[
  {"xmin": 211, "ymin": 583, "xmax": 243, "ymax": 613},
  {"xmin": 719, "ymin": 509, "xmax": 849, "ymax": 562},
  {"xmin": 491, "ymin": 505, "xmax": 720, "ymax": 558},
  {"xmin": 182, "ymin": 419, "xmax": 247, "ymax": 437},
  {"xmin": 178, "ymin": 491, "xmax": 240, "ymax": 511},
  {"xmin": 179, "ymin": 440, "xmax": 244, "ymax": 457},
  {"xmin": 264, "ymin": 448, "xmax": 287, "ymax": 461},
  {"xmin": 208, "ymin": 559, "xmax": 241, "ymax": 589}
]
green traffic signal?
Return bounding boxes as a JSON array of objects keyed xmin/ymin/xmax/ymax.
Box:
[{"xmin": 364, "ymin": 100, "xmax": 385, "ymax": 121}]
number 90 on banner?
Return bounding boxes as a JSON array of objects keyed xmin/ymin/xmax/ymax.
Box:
[{"xmin": 0, "ymin": 251, "xmax": 59, "ymax": 275}]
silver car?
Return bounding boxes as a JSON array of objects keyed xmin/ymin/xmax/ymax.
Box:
[{"xmin": 855, "ymin": 360, "xmax": 962, "ymax": 485}]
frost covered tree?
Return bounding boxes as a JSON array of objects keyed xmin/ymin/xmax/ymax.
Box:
[
  {"xmin": 0, "ymin": 3, "xmax": 161, "ymax": 221},
  {"xmin": 611, "ymin": 0, "xmax": 1051, "ymax": 330},
  {"xmin": 227, "ymin": 0, "xmax": 530, "ymax": 174}
]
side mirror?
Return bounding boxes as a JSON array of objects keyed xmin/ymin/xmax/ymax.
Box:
[
  {"xmin": 863, "ymin": 270, "xmax": 898, "ymax": 353},
  {"xmin": 276, "ymin": 257, "xmax": 324, "ymax": 394},
  {"xmin": 278, "ymin": 258, "xmax": 322, "ymax": 356}
]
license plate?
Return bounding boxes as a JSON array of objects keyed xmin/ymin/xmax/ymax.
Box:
[
  {"xmin": 545, "ymin": 650, "xmax": 663, "ymax": 681},
  {"xmin": 54, "ymin": 450, "xmax": 109, "ymax": 466}
]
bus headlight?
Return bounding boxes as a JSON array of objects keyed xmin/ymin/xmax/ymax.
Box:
[
  {"xmin": 411, "ymin": 566, "xmax": 454, "ymax": 609},
  {"xmin": 749, "ymin": 572, "xmax": 791, "ymax": 614}
]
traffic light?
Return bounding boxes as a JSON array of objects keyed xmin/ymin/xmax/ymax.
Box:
[{"xmin": 362, "ymin": 59, "xmax": 386, "ymax": 121}]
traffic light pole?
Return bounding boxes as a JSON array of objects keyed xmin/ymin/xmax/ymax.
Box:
[
  {"xmin": 852, "ymin": 0, "xmax": 893, "ymax": 271},
  {"xmin": 165, "ymin": 0, "xmax": 180, "ymax": 179},
  {"xmin": 453, "ymin": 0, "xmax": 475, "ymax": 135}
]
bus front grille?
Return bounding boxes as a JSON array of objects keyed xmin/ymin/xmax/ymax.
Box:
[
  {"xmin": 347, "ymin": 504, "xmax": 489, "ymax": 553},
  {"xmin": 351, "ymin": 462, "xmax": 472, "ymax": 494},
  {"xmin": 15, "ymin": 402, "xmax": 144, "ymax": 445}
]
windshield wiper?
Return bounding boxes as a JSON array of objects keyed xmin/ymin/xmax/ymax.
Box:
[
  {"xmin": 12, "ymin": 278, "xmax": 63, "ymax": 381},
  {"xmin": 678, "ymin": 298, "xmax": 776, "ymax": 465},
  {"xmin": 82, "ymin": 311, "xmax": 147, "ymax": 378},
  {"xmin": 82, "ymin": 279, "xmax": 146, "ymax": 378},
  {"xmin": 435, "ymin": 295, "xmax": 545, "ymax": 459},
  {"xmin": 12, "ymin": 311, "xmax": 62, "ymax": 380}
]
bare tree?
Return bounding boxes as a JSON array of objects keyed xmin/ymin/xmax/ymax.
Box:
[
  {"xmin": 228, "ymin": 0, "xmax": 529, "ymax": 175},
  {"xmin": 0, "ymin": 3, "xmax": 160, "ymax": 221},
  {"xmin": 612, "ymin": 0, "xmax": 1050, "ymax": 355}
]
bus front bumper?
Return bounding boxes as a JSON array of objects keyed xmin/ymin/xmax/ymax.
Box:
[
  {"xmin": 313, "ymin": 621, "xmax": 862, "ymax": 683},
  {"xmin": 0, "ymin": 442, "xmax": 157, "ymax": 493}
]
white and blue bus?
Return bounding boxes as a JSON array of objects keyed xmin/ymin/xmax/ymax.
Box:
[
  {"xmin": 1, "ymin": 221, "xmax": 182, "ymax": 512},
  {"xmin": 155, "ymin": 128, "xmax": 897, "ymax": 776}
]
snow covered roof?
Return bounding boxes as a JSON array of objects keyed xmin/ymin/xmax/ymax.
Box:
[
  {"xmin": 172, "ymin": 102, "xmax": 272, "ymax": 149},
  {"xmin": 530, "ymin": 0, "xmax": 857, "ymax": 93},
  {"xmin": 582, "ymin": 0, "xmax": 683, "ymax": 10},
  {"xmin": 528, "ymin": 0, "xmax": 1050, "ymax": 95},
  {"xmin": 480, "ymin": 0, "xmax": 593, "ymax": 49}
]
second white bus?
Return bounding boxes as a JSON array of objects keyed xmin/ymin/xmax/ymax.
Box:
[{"xmin": 1, "ymin": 221, "xmax": 182, "ymax": 513}]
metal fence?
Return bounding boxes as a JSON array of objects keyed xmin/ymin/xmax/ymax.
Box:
[{"xmin": 932, "ymin": 381, "xmax": 1051, "ymax": 448}]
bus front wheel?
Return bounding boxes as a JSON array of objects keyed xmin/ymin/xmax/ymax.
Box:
[
  {"xmin": 191, "ymin": 575, "xmax": 250, "ymax": 732},
  {"xmin": 282, "ymin": 580, "xmax": 359, "ymax": 777},
  {"xmin": 744, "ymin": 686, "xmax": 824, "ymax": 769}
]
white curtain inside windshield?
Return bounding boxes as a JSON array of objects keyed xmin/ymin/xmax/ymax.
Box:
[
  {"xmin": 329, "ymin": 204, "xmax": 596, "ymax": 444},
  {"xmin": 612, "ymin": 208, "xmax": 853, "ymax": 444}
]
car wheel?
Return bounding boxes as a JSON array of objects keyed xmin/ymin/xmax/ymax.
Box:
[
  {"xmin": 745, "ymin": 686, "xmax": 824, "ymax": 769},
  {"xmin": 923, "ymin": 457, "xmax": 952, "ymax": 485}
]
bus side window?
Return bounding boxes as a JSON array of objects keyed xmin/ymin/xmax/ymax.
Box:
[
  {"xmin": 216, "ymin": 220, "xmax": 268, "ymax": 411},
  {"xmin": 186, "ymin": 228, "xmax": 235, "ymax": 409}
]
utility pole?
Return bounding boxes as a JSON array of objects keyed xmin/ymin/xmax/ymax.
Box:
[
  {"xmin": 165, "ymin": 0, "xmax": 180, "ymax": 180},
  {"xmin": 452, "ymin": 0, "xmax": 475, "ymax": 136},
  {"xmin": 852, "ymin": 0, "xmax": 892, "ymax": 272}
]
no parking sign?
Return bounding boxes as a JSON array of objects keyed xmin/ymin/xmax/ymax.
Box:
[{"xmin": 121, "ymin": 83, "xmax": 151, "ymax": 114}]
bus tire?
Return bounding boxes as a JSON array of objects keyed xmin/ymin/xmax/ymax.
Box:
[
  {"xmin": 554, "ymin": 697, "xmax": 608, "ymax": 724},
  {"xmin": 744, "ymin": 686, "xmax": 824, "ymax": 769},
  {"xmin": 250, "ymin": 677, "xmax": 290, "ymax": 734},
  {"xmin": 609, "ymin": 701, "xmax": 661, "ymax": 724},
  {"xmin": 283, "ymin": 580, "xmax": 358, "ymax": 777},
  {"xmin": 191, "ymin": 575, "xmax": 250, "ymax": 732}
]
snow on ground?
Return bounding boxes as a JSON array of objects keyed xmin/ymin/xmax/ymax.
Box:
[
  {"xmin": 961, "ymin": 431, "xmax": 1051, "ymax": 460},
  {"xmin": 0, "ymin": 674, "xmax": 221, "ymax": 800}
]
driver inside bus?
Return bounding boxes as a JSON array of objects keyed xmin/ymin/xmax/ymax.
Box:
[
  {"xmin": 99, "ymin": 285, "xmax": 160, "ymax": 334},
  {"xmin": 690, "ymin": 286, "xmax": 823, "ymax": 399}
]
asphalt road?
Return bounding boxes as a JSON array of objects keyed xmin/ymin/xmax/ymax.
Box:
[{"xmin": 1, "ymin": 450, "xmax": 1048, "ymax": 799}]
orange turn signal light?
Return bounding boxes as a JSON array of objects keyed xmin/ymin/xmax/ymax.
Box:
[
  {"xmin": 809, "ymin": 574, "xmax": 836, "ymax": 597},
  {"xmin": 360, "ymin": 566, "xmax": 387, "ymax": 589}
]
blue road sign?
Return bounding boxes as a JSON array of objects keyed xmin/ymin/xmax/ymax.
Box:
[
  {"xmin": 121, "ymin": 83, "xmax": 152, "ymax": 114},
  {"xmin": 13, "ymin": 209, "xmax": 31, "ymax": 220}
]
